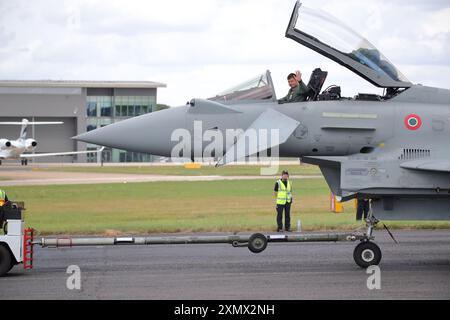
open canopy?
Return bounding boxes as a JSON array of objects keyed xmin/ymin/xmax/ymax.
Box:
[{"xmin": 285, "ymin": 1, "xmax": 411, "ymax": 88}]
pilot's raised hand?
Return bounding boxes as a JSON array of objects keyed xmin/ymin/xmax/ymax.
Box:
[{"xmin": 295, "ymin": 70, "xmax": 302, "ymax": 82}]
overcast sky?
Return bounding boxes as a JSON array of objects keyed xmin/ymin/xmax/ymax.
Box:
[{"xmin": 1, "ymin": 0, "xmax": 449, "ymax": 106}]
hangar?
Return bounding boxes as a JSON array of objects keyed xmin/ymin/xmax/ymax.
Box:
[{"xmin": 0, "ymin": 80, "xmax": 166, "ymax": 163}]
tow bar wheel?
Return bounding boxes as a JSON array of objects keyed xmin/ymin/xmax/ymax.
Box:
[
  {"xmin": 353, "ymin": 241, "xmax": 382, "ymax": 268},
  {"xmin": 248, "ymin": 233, "xmax": 268, "ymax": 254},
  {"xmin": 0, "ymin": 245, "xmax": 13, "ymax": 277}
]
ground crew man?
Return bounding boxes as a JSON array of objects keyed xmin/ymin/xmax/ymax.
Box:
[
  {"xmin": 274, "ymin": 170, "xmax": 292, "ymax": 232},
  {"xmin": 356, "ymin": 198, "xmax": 370, "ymax": 221},
  {"xmin": 278, "ymin": 70, "xmax": 309, "ymax": 104},
  {"xmin": 0, "ymin": 189, "xmax": 8, "ymax": 207}
]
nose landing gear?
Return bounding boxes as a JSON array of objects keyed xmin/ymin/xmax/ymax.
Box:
[{"xmin": 353, "ymin": 212, "xmax": 382, "ymax": 268}]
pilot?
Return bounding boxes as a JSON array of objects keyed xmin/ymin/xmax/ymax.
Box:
[
  {"xmin": 274, "ymin": 170, "xmax": 293, "ymax": 232},
  {"xmin": 0, "ymin": 189, "xmax": 9, "ymax": 207},
  {"xmin": 278, "ymin": 70, "xmax": 308, "ymax": 104}
]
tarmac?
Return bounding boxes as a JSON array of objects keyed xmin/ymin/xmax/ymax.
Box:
[{"xmin": 1, "ymin": 229, "xmax": 449, "ymax": 300}]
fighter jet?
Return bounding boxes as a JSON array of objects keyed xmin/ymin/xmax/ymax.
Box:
[{"xmin": 76, "ymin": 1, "xmax": 450, "ymax": 222}]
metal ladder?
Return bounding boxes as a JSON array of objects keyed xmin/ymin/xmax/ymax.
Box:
[{"xmin": 23, "ymin": 228, "xmax": 34, "ymax": 270}]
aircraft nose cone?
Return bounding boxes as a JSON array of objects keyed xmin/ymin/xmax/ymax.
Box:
[{"xmin": 74, "ymin": 106, "xmax": 187, "ymax": 157}]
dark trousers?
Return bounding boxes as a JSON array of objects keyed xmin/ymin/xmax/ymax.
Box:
[
  {"xmin": 356, "ymin": 199, "xmax": 370, "ymax": 221},
  {"xmin": 276, "ymin": 202, "xmax": 291, "ymax": 230}
]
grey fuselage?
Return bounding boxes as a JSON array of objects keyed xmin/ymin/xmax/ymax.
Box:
[{"xmin": 76, "ymin": 85, "xmax": 448, "ymax": 156}]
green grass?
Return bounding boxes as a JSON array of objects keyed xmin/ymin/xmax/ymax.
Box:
[
  {"xmin": 42, "ymin": 164, "xmax": 322, "ymax": 176},
  {"xmin": 3, "ymin": 178, "xmax": 449, "ymax": 235}
]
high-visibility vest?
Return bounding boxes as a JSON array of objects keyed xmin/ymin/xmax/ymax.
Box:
[
  {"xmin": 0, "ymin": 189, "xmax": 6, "ymax": 206},
  {"xmin": 276, "ymin": 179, "xmax": 292, "ymax": 205}
]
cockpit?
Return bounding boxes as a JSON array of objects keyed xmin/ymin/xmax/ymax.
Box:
[
  {"xmin": 208, "ymin": 69, "xmax": 332, "ymax": 103},
  {"xmin": 208, "ymin": 67, "xmax": 391, "ymax": 105}
]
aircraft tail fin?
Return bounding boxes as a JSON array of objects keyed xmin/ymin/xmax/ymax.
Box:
[{"xmin": 19, "ymin": 119, "xmax": 29, "ymax": 139}]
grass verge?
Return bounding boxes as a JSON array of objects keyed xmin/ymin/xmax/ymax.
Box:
[
  {"xmin": 41, "ymin": 164, "xmax": 322, "ymax": 176},
  {"xmin": 2, "ymin": 178, "xmax": 449, "ymax": 235}
]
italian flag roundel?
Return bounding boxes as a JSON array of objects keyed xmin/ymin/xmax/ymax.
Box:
[{"xmin": 404, "ymin": 114, "xmax": 422, "ymax": 130}]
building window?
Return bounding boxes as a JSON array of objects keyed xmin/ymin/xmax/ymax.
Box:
[
  {"xmin": 121, "ymin": 105, "xmax": 127, "ymax": 117},
  {"xmin": 114, "ymin": 96, "xmax": 156, "ymax": 118},
  {"xmin": 87, "ymin": 96, "xmax": 113, "ymax": 117},
  {"xmin": 127, "ymin": 105, "xmax": 134, "ymax": 117},
  {"xmin": 87, "ymin": 101, "xmax": 97, "ymax": 117},
  {"xmin": 118, "ymin": 150, "xmax": 150, "ymax": 162},
  {"xmin": 101, "ymin": 106, "xmax": 111, "ymax": 117},
  {"xmin": 85, "ymin": 93, "xmax": 157, "ymax": 163},
  {"xmin": 86, "ymin": 147, "xmax": 98, "ymax": 163}
]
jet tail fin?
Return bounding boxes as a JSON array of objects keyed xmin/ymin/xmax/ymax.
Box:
[{"xmin": 19, "ymin": 119, "xmax": 29, "ymax": 139}]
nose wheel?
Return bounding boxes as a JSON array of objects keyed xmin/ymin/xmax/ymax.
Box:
[{"xmin": 353, "ymin": 241, "xmax": 382, "ymax": 268}]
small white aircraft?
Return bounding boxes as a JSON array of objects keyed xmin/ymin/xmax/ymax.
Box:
[{"xmin": 0, "ymin": 119, "xmax": 103, "ymax": 165}]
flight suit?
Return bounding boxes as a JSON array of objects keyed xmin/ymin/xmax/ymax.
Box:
[{"xmin": 278, "ymin": 80, "xmax": 308, "ymax": 103}]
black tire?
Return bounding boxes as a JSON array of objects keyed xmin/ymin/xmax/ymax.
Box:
[
  {"xmin": 353, "ymin": 241, "xmax": 382, "ymax": 268},
  {"xmin": 7, "ymin": 261, "xmax": 15, "ymax": 273},
  {"xmin": 0, "ymin": 245, "xmax": 13, "ymax": 277},
  {"xmin": 248, "ymin": 233, "xmax": 268, "ymax": 254}
]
